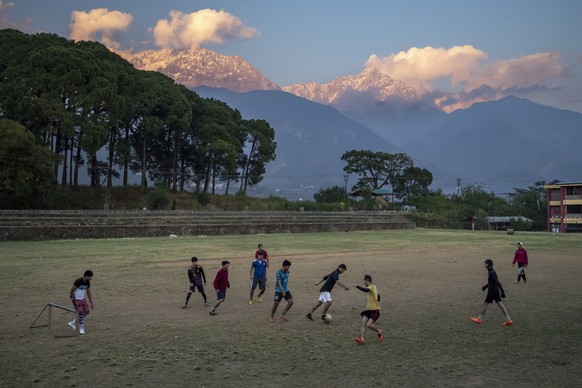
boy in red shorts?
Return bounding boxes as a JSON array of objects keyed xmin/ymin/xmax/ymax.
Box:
[
  {"xmin": 68, "ymin": 270, "xmax": 94, "ymax": 334},
  {"xmin": 354, "ymin": 275, "xmax": 383, "ymax": 344}
]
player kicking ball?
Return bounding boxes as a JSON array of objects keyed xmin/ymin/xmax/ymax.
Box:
[{"xmin": 354, "ymin": 275, "xmax": 383, "ymax": 344}]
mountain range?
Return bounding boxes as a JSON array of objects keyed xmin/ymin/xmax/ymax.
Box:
[{"xmin": 121, "ymin": 47, "xmax": 582, "ymax": 198}]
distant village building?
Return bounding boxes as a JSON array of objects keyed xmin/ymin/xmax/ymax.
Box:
[
  {"xmin": 544, "ymin": 180, "xmax": 582, "ymax": 233},
  {"xmin": 487, "ymin": 216, "xmax": 532, "ymax": 231}
]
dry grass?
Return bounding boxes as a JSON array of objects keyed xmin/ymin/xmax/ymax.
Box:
[{"xmin": 0, "ymin": 229, "xmax": 581, "ymax": 387}]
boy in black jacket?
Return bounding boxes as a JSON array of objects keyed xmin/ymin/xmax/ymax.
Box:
[{"xmin": 470, "ymin": 259, "xmax": 513, "ymax": 326}]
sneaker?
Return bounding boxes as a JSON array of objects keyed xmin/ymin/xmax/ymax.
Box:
[
  {"xmin": 79, "ymin": 325, "xmax": 85, "ymax": 334},
  {"xmin": 470, "ymin": 317, "xmax": 483, "ymax": 324},
  {"xmin": 279, "ymin": 315, "xmax": 289, "ymax": 321},
  {"xmin": 501, "ymin": 320, "xmax": 513, "ymax": 326},
  {"xmin": 248, "ymin": 299, "xmax": 253, "ymax": 305},
  {"xmin": 204, "ymin": 302, "xmax": 209, "ymax": 306},
  {"xmin": 378, "ymin": 330, "xmax": 383, "ymax": 344},
  {"xmin": 68, "ymin": 320, "xmax": 76, "ymax": 331},
  {"xmin": 209, "ymin": 308, "xmax": 217, "ymax": 315},
  {"xmin": 306, "ymin": 313, "xmax": 313, "ymax": 321},
  {"xmin": 514, "ymin": 281, "xmax": 519, "ymax": 284},
  {"xmin": 181, "ymin": 304, "xmax": 188, "ymax": 309},
  {"xmin": 321, "ymin": 315, "xmax": 326, "ymax": 321},
  {"xmin": 258, "ymin": 297, "xmax": 263, "ymax": 303},
  {"xmin": 354, "ymin": 337, "xmax": 365, "ymax": 344}
]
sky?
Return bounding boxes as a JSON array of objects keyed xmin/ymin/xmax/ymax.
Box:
[{"xmin": 2, "ymin": 0, "xmax": 582, "ymax": 113}]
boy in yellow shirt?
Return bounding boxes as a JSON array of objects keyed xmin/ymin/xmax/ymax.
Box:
[{"xmin": 354, "ymin": 275, "xmax": 383, "ymax": 344}]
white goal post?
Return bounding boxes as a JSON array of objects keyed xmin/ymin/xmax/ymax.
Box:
[{"xmin": 29, "ymin": 302, "xmax": 79, "ymax": 335}]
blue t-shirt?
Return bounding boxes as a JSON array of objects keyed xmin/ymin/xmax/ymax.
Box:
[
  {"xmin": 275, "ymin": 269, "xmax": 289, "ymax": 292},
  {"xmin": 251, "ymin": 259, "xmax": 267, "ymax": 279}
]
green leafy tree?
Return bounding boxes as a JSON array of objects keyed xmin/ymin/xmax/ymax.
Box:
[
  {"xmin": 314, "ymin": 186, "xmax": 347, "ymax": 203},
  {"xmin": 341, "ymin": 150, "xmax": 412, "ymax": 192},
  {"xmin": 508, "ymin": 181, "xmax": 546, "ymax": 230},
  {"xmin": 394, "ymin": 166, "xmax": 433, "ymax": 201},
  {"xmin": 239, "ymin": 119, "xmax": 277, "ymax": 194},
  {"xmin": 0, "ymin": 119, "xmax": 53, "ymax": 208}
]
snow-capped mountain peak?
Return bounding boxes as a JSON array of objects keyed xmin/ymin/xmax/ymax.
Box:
[
  {"xmin": 282, "ymin": 67, "xmax": 419, "ymax": 105},
  {"xmin": 117, "ymin": 48, "xmax": 281, "ymax": 92}
]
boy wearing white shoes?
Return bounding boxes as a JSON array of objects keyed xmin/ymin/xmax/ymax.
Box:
[{"xmin": 68, "ymin": 270, "xmax": 94, "ymax": 334}]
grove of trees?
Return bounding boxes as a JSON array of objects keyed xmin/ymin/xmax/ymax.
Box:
[
  {"xmin": 0, "ymin": 29, "xmax": 276, "ymax": 208},
  {"xmin": 314, "ymin": 150, "xmax": 547, "ymax": 231}
]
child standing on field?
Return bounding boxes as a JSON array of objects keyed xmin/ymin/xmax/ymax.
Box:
[
  {"xmin": 470, "ymin": 259, "xmax": 512, "ymax": 326},
  {"xmin": 270, "ymin": 259, "xmax": 294, "ymax": 322},
  {"xmin": 512, "ymin": 242, "xmax": 529, "ymax": 284},
  {"xmin": 354, "ymin": 275, "xmax": 383, "ymax": 345},
  {"xmin": 209, "ymin": 260, "xmax": 230, "ymax": 315},
  {"xmin": 255, "ymin": 243, "xmax": 269, "ymax": 268},
  {"xmin": 68, "ymin": 270, "xmax": 94, "ymax": 335},
  {"xmin": 249, "ymin": 252, "xmax": 268, "ymax": 304},
  {"xmin": 182, "ymin": 256, "xmax": 208, "ymax": 309}
]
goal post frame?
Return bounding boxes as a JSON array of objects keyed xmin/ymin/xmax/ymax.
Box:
[{"xmin": 29, "ymin": 302, "xmax": 79, "ymax": 335}]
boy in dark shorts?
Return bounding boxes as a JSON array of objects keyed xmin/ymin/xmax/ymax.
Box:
[
  {"xmin": 354, "ymin": 275, "xmax": 383, "ymax": 344},
  {"xmin": 182, "ymin": 256, "xmax": 208, "ymax": 309},
  {"xmin": 249, "ymin": 252, "xmax": 268, "ymax": 304},
  {"xmin": 471, "ymin": 258, "xmax": 513, "ymax": 326},
  {"xmin": 512, "ymin": 242, "xmax": 529, "ymax": 284},
  {"xmin": 210, "ymin": 260, "xmax": 230, "ymax": 315},
  {"xmin": 270, "ymin": 260, "xmax": 293, "ymax": 322}
]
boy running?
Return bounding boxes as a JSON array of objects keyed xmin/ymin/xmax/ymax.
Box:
[
  {"xmin": 270, "ymin": 260, "xmax": 293, "ymax": 322},
  {"xmin": 182, "ymin": 256, "xmax": 208, "ymax": 309},
  {"xmin": 471, "ymin": 259, "xmax": 513, "ymax": 326},
  {"xmin": 68, "ymin": 270, "xmax": 94, "ymax": 335},
  {"xmin": 354, "ymin": 275, "xmax": 383, "ymax": 344},
  {"xmin": 306, "ymin": 264, "xmax": 349, "ymax": 321},
  {"xmin": 209, "ymin": 260, "xmax": 230, "ymax": 315},
  {"xmin": 249, "ymin": 252, "xmax": 268, "ymax": 304}
]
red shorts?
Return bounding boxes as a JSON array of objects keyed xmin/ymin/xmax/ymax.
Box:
[{"xmin": 73, "ymin": 298, "xmax": 89, "ymax": 313}]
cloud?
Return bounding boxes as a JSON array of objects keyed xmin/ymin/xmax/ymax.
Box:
[
  {"xmin": 0, "ymin": 0, "xmax": 25, "ymax": 31},
  {"xmin": 366, "ymin": 46, "xmax": 569, "ymax": 111},
  {"xmin": 150, "ymin": 9, "xmax": 259, "ymax": 49},
  {"xmin": 367, "ymin": 46, "xmax": 487, "ymax": 92},
  {"xmin": 69, "ymin": 8, "xmax": 133, "ymax": 49},
  {"xmin": 0, "ymin": 1, "xmax": 15, "ymax": 10}
]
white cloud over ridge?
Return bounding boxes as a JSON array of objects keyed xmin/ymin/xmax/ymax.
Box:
[
  {"xmin": 69, "ymin": 8, "xmax": 133, "ymax": 49},
  {"xmin": 151, "ymin": 9, "xmax": 259, "ymax": 49},
  {"xmin": 0, "ymin": 1, "xmax": 15, "ymax": 11},
  {"xmin": 366, "ymin": 46, "xmax": 568, "ymax": 111}
]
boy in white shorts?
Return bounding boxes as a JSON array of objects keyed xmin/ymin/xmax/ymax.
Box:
[{"xmin": 306, "ymin": 264, "xmax": 349, "ymax": 321}]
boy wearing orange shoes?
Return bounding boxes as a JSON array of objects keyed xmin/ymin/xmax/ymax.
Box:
[
  {"xmin": 470, "ymin": 259, "xmax": 513, "ymax": 326},
  {"xmin": 354, "ymin": 275, "xmax": 383, "ymax": 344}
]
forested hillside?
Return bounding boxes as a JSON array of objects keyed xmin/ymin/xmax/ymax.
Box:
[{"xmin": 0, "ymin": 29, "xmax": 276, "ymax": 208}]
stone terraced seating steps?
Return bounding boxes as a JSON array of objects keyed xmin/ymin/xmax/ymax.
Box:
[{"xmin": 0, "ymin": 210, "xmax": 415, "ymax": 241}]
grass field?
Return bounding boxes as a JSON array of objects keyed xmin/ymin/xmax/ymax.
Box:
[{"xmin": 1, "ymin": 229, "xmax": 581, "ymax": 387}]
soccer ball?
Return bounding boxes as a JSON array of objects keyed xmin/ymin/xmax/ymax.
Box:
[{"xmin": 323, "ymin": 314, "xmax": 332, "ymax": 323}]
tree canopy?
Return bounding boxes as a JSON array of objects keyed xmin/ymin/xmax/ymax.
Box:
[{"xmin": 0, "ymin": 29, "xmax": 277, "ymax": 207}]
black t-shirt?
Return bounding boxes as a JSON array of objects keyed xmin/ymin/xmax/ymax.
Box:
[{"xmin": 319, "ymin": 269, "xmax": 340, "ymax": 292}]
